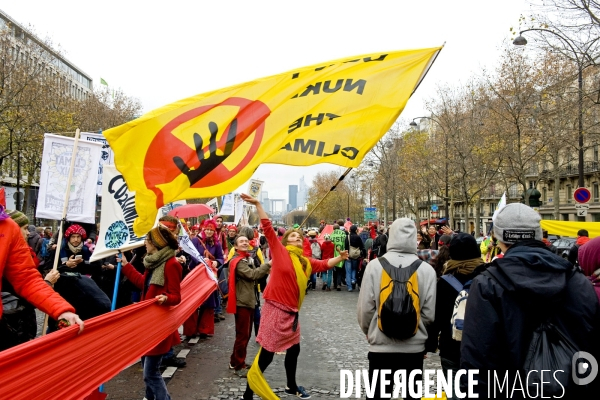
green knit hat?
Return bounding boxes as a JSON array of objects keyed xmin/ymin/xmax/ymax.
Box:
[{"xmin": 7, "ymin": 209, "xmax": 29, "ymax": 227}]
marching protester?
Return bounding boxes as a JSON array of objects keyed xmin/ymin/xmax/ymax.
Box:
[
  {"xmin": 425, "ymin": 233, "xmax": 486, "ymax": 400},
  {"xmin": 568, "ymin": 228, "xmax": 590, "ymax": 266},
  {"xmin": 227, "ymin": 234, "xmax": 271, "ymax": 377},
  {"xmin": 330, "ymin": 224, "xmax": 347, "ymax": 291},
  {"xmin": 358, "ymin": 218, "xmax": 436, "ymax": 400},
  {"xmin": 460, "ymin": 203, "xmax": 600, "ymax": 397},
  {"xmin": 480, "ymin": 231, "xmax": 501, "ymax": 262},
  {"xmin": 215, "ymin": 215, "xmax": 229, "ymax": 254},
  {"xmin": 320, "ymin": 234, "xmax": 335, "ymax": 291},
  {"xmin": 226, "ymin": 224, "xmax": 238, "ymax": 250},
  {"xmin": 116, "ymin": 225, "xmax": 182, "ymax": 400},
  {"xmin": 239, "ymin": 194, "xmax": 349, "ymax": 400},
  {"xmin": 578, "ymin": 236, "xmax": 600, "ymax": 303},
  {"xmin": 344, "ymin": 225, "xmax": 365, "ymax": 291},
  {"xmin": 307, "ymin": 230, "xmax": 321, "ymax": 290},
  {"xmin": 0, "ymin": 206, "xmax": 83, "ymax": 351},
  {"xmin": 49, "ymin": 224, "xmax": 111, "ymax": 329},
  {"xmin": 184, "ymin": 219, "xmax": 224, "ymax": 338}
]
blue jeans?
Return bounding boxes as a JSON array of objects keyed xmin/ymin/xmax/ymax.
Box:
[
  {"xmin": 309, "ymin": 273, "xmax": 316, "ymax": 288},
  {"xmin": 345, "ymin": 259, "xmax": 359, "ymax": 290},
  {"xmin": 215, "ymin": 292, "xmax": 223, "ymax": 315},
  {"xmin": 142, "ymin": 355, "xmax": 171, "ymax": 400},
  {"xmin": 322, "ymin": 269, "xmax": 333, "ymax": 288}
]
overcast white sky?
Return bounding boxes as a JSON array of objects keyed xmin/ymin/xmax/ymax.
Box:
[{"xmin": 2, "ymin": 0, "xmax": 531, "ymax": 202}]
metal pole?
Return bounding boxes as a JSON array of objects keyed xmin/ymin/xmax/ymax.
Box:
[
  {"xmin": 300, "ymin": 167, "xmax": 353, "ymax": 227},
  {"xmin": 578, "ymin": 65, "xmax": 585, "ymax": 221}
]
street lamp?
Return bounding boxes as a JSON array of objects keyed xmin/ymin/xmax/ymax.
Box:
[
  {"xmin": 411, "ymin": 116, "xmax": 449, "ymax": 224},
  {"xmin": 513, "ymin": 28, "xmax": 586, "ymax": 220}
]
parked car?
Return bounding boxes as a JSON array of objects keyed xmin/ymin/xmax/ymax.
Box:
[
  {"xmin": 547, "ymin": 234, "xmax": 560, "ymax": 243},
  {"xmin": 552, "ymin": 238, "xmax": 576, "ymax": 258}
]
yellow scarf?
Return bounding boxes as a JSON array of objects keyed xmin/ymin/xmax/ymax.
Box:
[
  {"xmin": 286, "ymin": 245, "xmax": 311, "ymax": 310},
  {"xmin": 247, "ymin": 245, "xmax": 311, "ymax": 400}
]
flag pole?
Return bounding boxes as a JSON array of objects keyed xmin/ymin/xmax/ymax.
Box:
[
  {"xmin": 42, "ymin": 129, "xmax": 81, "ymax": 336},
  {"xmin": 300, "ymin": 167, "xmax": 352, "ymax": 227}
]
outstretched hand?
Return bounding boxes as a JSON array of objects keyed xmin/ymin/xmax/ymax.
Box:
[
  {"xmin": 339, "ymin": 250, "xmax": 349, "ymax": 260},
  {"xmin": 240, "ymin": 193, "xmax": 259, "ymax": 205}
]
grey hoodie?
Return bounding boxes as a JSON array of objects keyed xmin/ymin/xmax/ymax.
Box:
[{"xmin": 357, "ymin": 218, "xmax": 436, "ymax": 353}]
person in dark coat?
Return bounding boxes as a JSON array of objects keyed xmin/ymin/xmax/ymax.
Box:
[
  {"xmin": 460, "ymin": 204, "xmax": 600, "ymax": 398},
  {"xmin": 344, "ymin": 225, "xmax": 366, "ymax": 292},
  {"xmin": 425, "ymin": 233, "xmax": 486, "ymax": 400},
  {"xmin": 568, "ymin": 228, "xmax": 590, "ymax": 266},
  {"xmin": 51, "ymin": 224, "xmax": 110, "ymax": 326}
]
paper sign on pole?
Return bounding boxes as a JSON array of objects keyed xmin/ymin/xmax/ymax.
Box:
[
  {"xmin": 247, "ymin": 179, "xmax": 263, "ymax": 199},
  {"xmin": 234, "ymin": 195, "xmax": 244, "ymax": 225},
  {"xmin": 36, "ymin": 134, "xmax": 103, "ymax": 224},
  {"xmin": 206, "ymin": 197, "xmax": 219, "ymax": 216},
  {"xmin": 81, "ymin": 132, "xmax": 114, "ymax": 196},
  {"xmin": 91, "ymin": 165, "xmax": 147, "ymax": 262},
  {"xmin": 220, "ymin": 193, "xmax": 235, "ymax": 216}
]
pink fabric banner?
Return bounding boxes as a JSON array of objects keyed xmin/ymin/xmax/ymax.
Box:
[{"xmin": 0, "ymin": 266, "xmax": 216, "ymax": 400}]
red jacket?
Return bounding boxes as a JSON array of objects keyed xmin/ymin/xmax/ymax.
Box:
[
  {"xmin": 0, "ymin": 218, "xmax": 74, "ymax": 320},
  {"xmin": 320, "ymin": 241, "xmax": 335, "ymax": 260},
  {"xmin": 122, "ymin": 257, "xmax": 182, "ymax": 355},
  {"xmin": 261, "ymin": 219, "xmax": 330, "ymax": 310}
]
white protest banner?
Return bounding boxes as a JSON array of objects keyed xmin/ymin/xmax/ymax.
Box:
[
  {"xmin": 220, "ymin": 193, "xmax": 235, "ymax": 216},
  {"xmin": 91, "ymin": 165, "xmax": 146, "ymax": 262},
  {"xmin": 234, "ymin": 195, "xmax": 244, "ymax": 225},
  {"xmin": 81, "ymin": 132, "xmax": 114, "ymax": 196},
  {"xmin": 36, "ymin": 134, "xmax": 102, "ymax": 223},
  {"xmin": 206, "ymin": 197, "xmax": 219, "ymax": 216},
  {"xmin": 247, "ymin": 179, "xmax": 263, "ymax": 199}
]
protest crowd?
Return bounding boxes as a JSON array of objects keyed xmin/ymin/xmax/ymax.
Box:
[{"xmin": 2, "ymin": 192, "xmax": 600, "ymax": 399}]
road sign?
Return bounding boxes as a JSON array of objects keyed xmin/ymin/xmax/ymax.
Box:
[
  {"xmin": 577, "ymin": 208, "xmax": 588, "ymax": 217},
  {"xmin": 574, "ymin": 187, "xmax": 591, "ymax": 203},
  {"xmin": 575, "ymin": 203, "xmax": 590, "ymax": 209},
  {"xmin": 431, "ymin": 204, "xmax": 438, "ymax": 212},
  {"xmin": 364, "ymin": 207, "xmax": 377, "ymax": 220}
]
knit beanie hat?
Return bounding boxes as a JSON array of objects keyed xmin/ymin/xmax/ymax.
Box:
[
  {"xmin": 7, "ymin": 210, "xmax": 29, "ymax": 227},
  {"xmin": 28, "ymin": 225, "xmax": 36, "ymax": 233},
  {"xmin": 449, "ymin": 233, "xmax": 481, "ymax": 261},
  {"xmin": 147, "ymin": 226, "xmax": 169, "ymax": 250},
  {"xmin": 493, "ymin": 203, "xmax": 542, "ymax": 244}
]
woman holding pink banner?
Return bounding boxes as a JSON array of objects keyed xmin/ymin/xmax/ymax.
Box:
[{"xmin": 116, "ymin": 225, "xmax": 182, "ymax": 400}]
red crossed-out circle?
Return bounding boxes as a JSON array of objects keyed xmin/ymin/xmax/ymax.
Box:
[{"xmin": 144, "ymin": 97, "xmax": 271, "ymax": 207}]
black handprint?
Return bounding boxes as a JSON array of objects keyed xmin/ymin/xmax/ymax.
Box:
[{"xmin": 173, "ymin": 119, "xmax": 238, "ymax": 186}]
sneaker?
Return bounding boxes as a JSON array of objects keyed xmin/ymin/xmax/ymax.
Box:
[
  {"xmin": 336, "ymin": 288, "xmax": 341, "ymax": 291},
  {"xmin": 322, "ymin": 284, "xmax": 327, "ymax": 291},
  {"xmin": 162, "ymin": 356, "xmax": 186, "ymax": 368},
  {"xmin": 285, "ymin": 386, "xmax": 311, "ymax": 399},
  {"xmin": 218, "ymin": 313, "xmax": 226, "ymax": 320},
  {"xmin": 326, "ymin": 287, "xmax": 331, "ymax": 292},
  {"xmin": 199, "ymin": 333, "xmax": 208, "ymax": 339},
  {"xmin": 234, "ymin": 369, "xmax": 248, "ymax": 378}
]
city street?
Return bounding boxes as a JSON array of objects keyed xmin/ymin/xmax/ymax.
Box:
[{"xmin": 99, "ymin": 280, "xmax": 441, "ymax": 400}]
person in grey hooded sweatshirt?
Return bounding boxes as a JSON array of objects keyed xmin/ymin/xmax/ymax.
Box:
[{"xmin": 357, "ymin": 218, "xmax": 437, "ymax": 400}]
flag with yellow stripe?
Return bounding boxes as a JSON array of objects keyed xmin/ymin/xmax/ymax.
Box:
[{"xmin": 105, "ymin": 47, "xmax": 443, "ymax": 235}]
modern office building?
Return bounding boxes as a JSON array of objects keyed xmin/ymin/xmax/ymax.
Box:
[{"xmin": 288, "ymin": 185, "xmax": 298, "ymax": 212}]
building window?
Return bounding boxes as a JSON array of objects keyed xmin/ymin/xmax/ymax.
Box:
[
  {"xmin": 562, "ymin": 213, "xmax": 570, "ymax": 221},
  {"xmin": 593, "ymin": 213, "xmax": 600, "ymax": 222},
  {"xmin": 594, "ymin": 183, "xmax": 599, "ymax": 203},
  {"xmin": 566, "ymin": 185, "xmax": 572, "ymax": 203},
  {"xmin": 542, "ymin": 187, "xmax": 547, "ymax": 203},
  {"xmin": 595, "ymin": 144, "xmax": 599, "ymax": 162},
  {"xmin": 529, "ymin": 181, "xmax": 535, "ymax": 189}
]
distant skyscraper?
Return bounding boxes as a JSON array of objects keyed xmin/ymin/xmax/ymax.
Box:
[
  {"xmin": 260, "ymin": 191, "xmax": 271, "ymax": 213},
  {"xmin": 298, "ymin": 176, "xmax": 308, "ymax": 210},
  {"xmin": 288, "ymin": 185, "xmax": 298, "ymax": 211}
]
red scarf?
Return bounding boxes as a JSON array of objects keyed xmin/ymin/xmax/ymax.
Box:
[{"xmin": 226, "ymin": 251, "xmax": 249, "ymax": 314}]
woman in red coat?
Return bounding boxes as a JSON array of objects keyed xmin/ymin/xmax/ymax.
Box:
[
  {"xmin": 117, "ymin": 225, "xmax": 182, "ymax": 400},
  {"xmin": 240, "ymin": 194, "xmax": 349, "ymax": 400}
]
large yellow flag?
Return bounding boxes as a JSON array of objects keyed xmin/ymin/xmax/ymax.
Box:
[{"xmin": 105, "ymin": 47, "xmax": 443, "ymax": 235}]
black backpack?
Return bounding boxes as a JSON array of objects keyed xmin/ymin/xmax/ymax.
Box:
[{"xmin": 484, "ymin": 268, "xmax": 581, "ymax": 396}]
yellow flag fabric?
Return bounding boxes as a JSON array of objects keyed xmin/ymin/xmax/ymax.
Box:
[
  {"xmin": 104, "ymin": 47, "xmax": 442, "ymax": 235},
  {"xmin": 247, "ymin": 347, "xmax": 279, "ymax": 400},
  {"xmin": 540, "ymin": 221, "xmax": 600, "ymax": 239}
]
